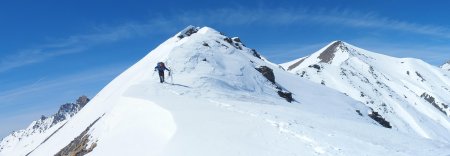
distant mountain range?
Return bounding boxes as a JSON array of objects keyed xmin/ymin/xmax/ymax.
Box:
[{"xmin": 0, "ymin": 96, "xmax": 89, "ymax": 156}]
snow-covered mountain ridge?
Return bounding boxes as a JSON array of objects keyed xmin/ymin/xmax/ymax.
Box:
[
  {"xmin": 2, "ymin": 27, "xmax": 450, "ymax": 156},
  {"xmin": 0, "ymin": 96, "xmax": 90, "ymax": 156},
  {"xmin": 442, "ymin": 60, "xmax": 450, "ymax": 71},
  {"xmin": 282, "ymin": 40, "xmax": 450, "ymax": 143}
]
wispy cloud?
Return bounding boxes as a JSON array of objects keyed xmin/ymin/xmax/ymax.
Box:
[
  {"xmin": 0, "ymin": 22, "xmax": 176, "ymax": 73},
  {"xmin": 0, "ymin": 64, "xmax": 126, "ymax": 108},
  {"xmin": 0, "ymin": 63, "xmax": 128, "ymax": 138},
  {"xmin": 3, "ymin": 6, "xmax": 449, "ymax": 72},
  {"xmin": 0, "ymin": 47, "xmax": 85, "ymax": 72},
  {"xmin": 169, "ymin": 7, "xmax": 450, "ymax": 64},
  {"xmin": 307, "ymin": 10, "xmax": 450, "ymax": 39},
  {"xmin": 172, "ymin": 7, "xmax": 450, "ymax": 39},
  {"xmin": 0, "ymin": 64, "xmax": 125, "ymax": 138},
  {"xmin": 347, "ymin": 37, "xmax": 450, "ymax": 65}
]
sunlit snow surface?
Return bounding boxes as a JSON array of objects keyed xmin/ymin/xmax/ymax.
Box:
[
  {"xmin": 283, "ymin": 41, "xmax": 450, "ymax": 144},
  {"xmin": 4, "ymin": 27, "xmax": 450, "ymax": 156}
]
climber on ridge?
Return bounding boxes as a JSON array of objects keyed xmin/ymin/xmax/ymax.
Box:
[{"xmin": 154, "ymin": 62, "xmax": 170, "ymax": 83}]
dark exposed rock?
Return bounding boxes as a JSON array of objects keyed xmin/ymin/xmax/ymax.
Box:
[
  {"xmin": 220, "ymin": 44, "xmax": 229, "ymax": 49},
  {"xmin": 278, "ymin": 65, "xmax": 286, "ymax": 71},
  {"xmin": 421, "ymin": 93, "xmax": 447, "ymax": 115},
  {"xmin": 415, "ymin": 71, "xmax": 425, "ymax": 82},
  {"xmin": 255, "ymin": 66, "xmax": 294, "ymax": 102},
  {"xmin": 287, "ymin": 57, "xmax": 307, "ymax": 71},
  {"xmin": 76, "ymin": 96, "xmax": 90, "ymax": 108},
  {"xmin": 55, "ymin": 115, "xmax": 103, "ymax": 156},
  {"xmin": 369, "ymin": 111, "xmax": 392, "ymax": 128},
  {"xmin": 300, "ymin": 71, "xmax": 306, "ymax": 77},
  {"xmin": 355, "ymin": 110, "xmax": 363, "ymax": 116},
  {"xmin": 26, "ymin": 96, "xmax": 91, "ymax": 134},
  {"xmin": 177, "ymin": 26, "xmax": 199, "ymax": 39},
  {"xmin": 223, "ymin": 37, "xmax": 233, "ymax": 44},
  {"xmin": 421, "ymin": 93, "xmax": 437, "ymax": 105},
  {"xmin": 234, "ymin": 43, "xmax": 243, "ymax": 50},
  {"xmin": 202, "ymin": 42, "xmax": 210, "ymax": 47},
  {"xmin": 277, "ymin": 91, "xmax": 293, "ymax": 103},
  {"xmin": 308, "ymin": 64, "xmax": 321, "ymax": 70},
  {"xmin": 232, "ymin": 37, "xmax": 241, "ymax": 43},
  {"xmin": 223, "ymin": 37, "xmax": 245, "ymax": 50},
  {"xmin": 53, "ymin": 96, "xmax": 90, "ymax": 125},
  {"xmin": 251, "ymin": 49, "xmax": 262, "ymax": 59},
  {"xmin": 53, "ymin": 103, "xmax": 80, "ymax": 125},
  {"xmin": 255, "ymin": 66, "xmax": 275, "ymax": 83},
  {"xmin": 318, "ymin": 41, "xmax": 342, "ymax": 63}
]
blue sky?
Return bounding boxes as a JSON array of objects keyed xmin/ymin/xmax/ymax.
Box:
[{"xmin": 1, "ymin": 0, "xmax": 450, "ymax": 137}]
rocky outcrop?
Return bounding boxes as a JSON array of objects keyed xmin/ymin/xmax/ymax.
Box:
[
  {"xmin": 177, "ymin": 26, "xmax": 199, "ymax": 39},
  {"xmin": 54, "ymin": 116, "xmax": 102, "ymax": 156},
  {"xmin": 277, "ymin": 91, "xmax": 293, "ymax": 103},
  {"xmin": 255, "ymin": 66, "xmax": 294, "ymax": 102},
  {"xmin": 255, "ymin": 66, "xmax": 275, "ymax": 83},
  {"xmin": 421, "ymin": 93, "xmax": 448, "ymax": 115},
  {"xmin": 250, "ymin": 49, "xmax": 262, "ymax": 59},
  {"xmin": 76, "ymin": 96, "xmax": 89, "ymax": 108},
  {"xmin": 222, "ymin": 36, "xmax": 261, "ymax": 59},
  {"xmin": 369, "ymin": 111, "xmax": 392, "ymax": 128},
  {"xmin": 287, "ymin": 57, "xmax": 307, "ymax": 71},
  {"xmin": 318, "ymin": 41, "xmax": 342, "ymax": 63},
  {"xmin": 1, "ymin": 96, "xmax": 90, "ymax": 155},
  {"xmin": 308, "ymin": 64, "xmax": 321, "ymax": 71},
  {"xmin": 52, "ymin": 96, "xmax": 90, "ymax": 126}
]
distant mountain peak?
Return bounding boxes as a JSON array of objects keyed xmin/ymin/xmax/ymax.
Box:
[
  {"xmin": 0, "ymin": 96, "xmax": 90, "ymax": 155},
  {"xmin": 282, "ymin": 41, "xmax": 450, "ymax": 142},
  {"xmin": 317, "ymin": 40, "xmax": 349, "ymax": 63},
  {"xmin": 283, "ymin": 40, "xmax": 355, "ymax": 71},
  {"xmin": 76, "ymin": 95, "xmax": 89, "ymax": 108},
  {"xmin": 176, "ymin": 25, "xmax": 200, "ymax": 39},
  {"xmin": 52, "ymin": 96, "xmax": 89, "ymax": 125},
  {"xmin": 442, "ymin": 60, "xmax": 450, "ymax": 71}
]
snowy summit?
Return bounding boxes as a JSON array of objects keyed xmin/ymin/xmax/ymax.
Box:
[
  {"xmin": 441, "ymin": 61, "xmax": 450, "ymax": 71},
  {"xmin": 282, "ymin": 40, "xmax": 450, "ymax": 142},
  {"xmin": 2, "ymin": 26, "xmax": 450, "ymax": 156}
]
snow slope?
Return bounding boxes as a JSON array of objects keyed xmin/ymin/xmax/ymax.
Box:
[
  {"xmin": 7, "ymin": 27, "xmax": 450, "ymax": 156},
  {"xmin": 282, "ymin": 41, "xmax": 450, "ymax": 143},
  {"xmin": 0, "ymin": 96, "xmax": 89, "ymax": 156},
  {"xmin": 441, "ymin": 61, "xmax": 450, "ymax": 71}
]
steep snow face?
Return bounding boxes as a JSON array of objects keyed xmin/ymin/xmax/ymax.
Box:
[
  {"xmin": 17, "ymin": 27, "xmax": 450, "ymax": 156},
  {"xmin": 0, "ymin": 96, "xmax": 89, "ymax": 156},
  {"xmin": 284, "ymin": 41, "xmax": 450, "ymax": 142},
  {"xmin": 441, "ymin": 61, "xmax": 450, "ymax": 71}
]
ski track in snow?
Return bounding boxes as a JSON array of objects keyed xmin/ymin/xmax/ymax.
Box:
[{"xmin": 208, "ymin": 99, "xmax": 329, "ymax": 155}]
